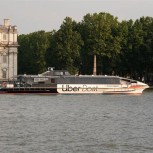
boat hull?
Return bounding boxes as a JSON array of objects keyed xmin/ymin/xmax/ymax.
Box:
[{"xmin": 0, "ymin": 84, "xmax": 148, "ymax": 95}]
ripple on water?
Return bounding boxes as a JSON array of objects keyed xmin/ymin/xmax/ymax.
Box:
[{"xmin": 0, "ymin": 91, "xmax": 153, "ymax": 153}]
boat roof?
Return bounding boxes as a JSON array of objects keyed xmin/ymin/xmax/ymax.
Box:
[{"xmin": 16, "ymin": 69, "xmax": 131, "ymax": 80}]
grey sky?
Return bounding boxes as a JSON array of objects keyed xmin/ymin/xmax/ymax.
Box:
[{"xmin": 0, "ymin": 0, "xmax": 153, "ymax": 34}]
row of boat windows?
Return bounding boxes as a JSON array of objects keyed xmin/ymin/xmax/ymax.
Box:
[
  {"xmin": 18, "ymin": 76, "xmax": 134, "ymax": 85},
  {"xmin": 43, "ymin": 71, "xmax": 70, "ymax": 76},
  {"xmin": 56, "ymin": 77, "xmax": 120, "ymax": 84}
]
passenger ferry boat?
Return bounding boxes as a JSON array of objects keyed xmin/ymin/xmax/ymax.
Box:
[{"xmin": 0, "ymin": 68, "xmax": 149, "ymax": 94}]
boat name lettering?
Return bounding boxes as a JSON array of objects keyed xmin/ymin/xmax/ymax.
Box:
[
  {"xmin": 62, "ymin": 85, "xmax": 98, "ymax": 92},
  {"xmin": 34, "ymin": 78, "xmax": 48, "ymax": 82}
]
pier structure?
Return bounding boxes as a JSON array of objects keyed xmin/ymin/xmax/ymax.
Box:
[{"xmin": 0, "ymin": 19, "xmax": 18, "ymax": 81}]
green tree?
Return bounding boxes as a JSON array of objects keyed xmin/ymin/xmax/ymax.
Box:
[
  {"xmin": 80, "ymin": 12, "xmax": 121, "ymax": 75},
  {"xmin": 18, "ymin": 34, "xmax": 31, "ymax": 74},
  {"xmin": 117, "ymin": 19, "xmax": 134, "ymax": 77},
  {"xmin": 117, "ymin": 17, "xmax": 153, "ymax": 81},
  {"xmin": 18, "ymin": 31, "xmax": 50, "ymax": 74},
  {"xmin": 46, "ymin": 17, "xmax": 83, "ymax": 74},
  {"xmin": 137, "ymin": 17, "xmax": 153, "ymax": 81}
]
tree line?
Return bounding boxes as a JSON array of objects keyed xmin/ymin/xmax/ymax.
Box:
[{"xmin": 18, "ymin": 12, "xmax": 153, "ymax": 83}]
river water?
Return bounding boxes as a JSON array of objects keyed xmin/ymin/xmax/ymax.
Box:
[{"xmin": 0, "ymin": 89, "xmax": 153, "ymax": 153}]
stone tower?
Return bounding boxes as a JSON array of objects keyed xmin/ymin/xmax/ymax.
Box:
[{"xmin": 0, "ymin": 19, "xmax": 18, "ymax": 81}]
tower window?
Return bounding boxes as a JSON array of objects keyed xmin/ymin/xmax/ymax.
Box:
[
  {"xmin": 3, "ymin": 34, "xmax": 7, "ymax": 40},
  {"xmin": 2, "ymin": 71, "xmax": 7, "ymax": 78},
  {"xmin": 3, "ymin": 55, "xmax": 7, "ymax": 63}
]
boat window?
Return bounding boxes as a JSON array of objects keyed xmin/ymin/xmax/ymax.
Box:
[
  {"xmin": 131, "ymin": 80, "xmax": 137, "ymax": 83},
  {"xmin": 121, "ymin": 79, "xmax": 131, "ymax": 82},
  {"xmin": 64, "ymin": 71, "xmax": 70, "ymax": 75},
  {"xmin": 38, "ymin": 82, "xmax": 45, "ymax": 84},
  {"xmin": 51, "ymin": 78, "xmax": 55, "ymax": 83},
  {"xmin": 121, "ymin": 78, "xmax": 137, "ymax": 83}
]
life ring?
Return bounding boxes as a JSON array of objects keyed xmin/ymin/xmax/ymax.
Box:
[{"xmin": 2, "ymin": 82, "xmax": 7, "ymax": 87}]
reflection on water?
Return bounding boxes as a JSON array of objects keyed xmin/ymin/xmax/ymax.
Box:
[{"xmin": 0, "ymin": 89, "xmax": 153, "ymax": 153}]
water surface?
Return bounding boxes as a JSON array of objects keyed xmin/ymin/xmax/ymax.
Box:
[{"xmin": 0, "ymin": 89, "xmax": 153, "ymax": 153}]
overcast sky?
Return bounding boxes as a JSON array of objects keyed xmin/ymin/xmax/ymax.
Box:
[{"xmin": 0, "ymin": 0, "xmax": 153, "ymax": 34}]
